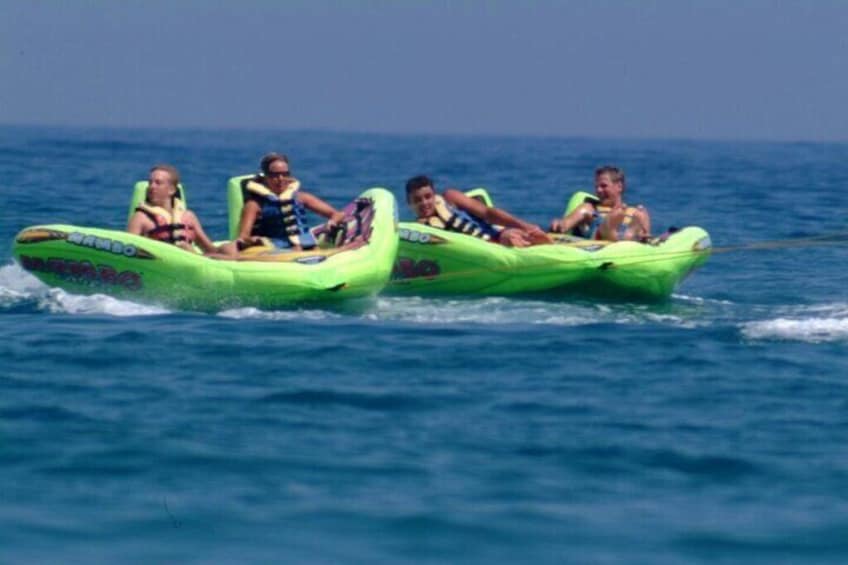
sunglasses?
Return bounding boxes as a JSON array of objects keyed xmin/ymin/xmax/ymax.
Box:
[{"xmin": 267, "ymin": 170, "xmax": 291, "ymax": 178}]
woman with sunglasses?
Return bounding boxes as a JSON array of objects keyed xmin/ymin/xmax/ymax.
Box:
[
  {"xmin": 236, "ymin": 153, "xmax": 345, "ymax": 252},
  {"xmin": 128, "ymin": 164, "xmax": 237, "ymax": 257}
]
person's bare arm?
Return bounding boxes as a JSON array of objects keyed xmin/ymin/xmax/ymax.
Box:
[
  {"xmin": 444, "ymin": 189, "xmax": 549, "ymax": 243},
  {"xmin": 299, "ymin": 192, "xmax": 345, "ymax": 226},
  {"xmin": 443, "ymin": 189, "xmax": 527, "ymax": 229},
  {"xmin": 550, "ymin": 203, "xmax": 594, "ymax": 233},
  {"xmin": 127, "ymin": 211, "xmax": 150, "ymax": 236},
  {"xmin": 181, "ymin": 212, "xmax": 213, "ymax": 253},
  {"xmin": 182, "ymin": 211, "xmax": 237, "ymax": 258},
  {"xmin": 237, "ymin": 201, "xmax": 261, "ymax": 242},
  {"xmin": 635, "ymin": 206, "xmax": 651, "ymax": 237}
]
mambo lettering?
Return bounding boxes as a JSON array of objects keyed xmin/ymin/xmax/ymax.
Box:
[
  {"xmin": 398, "ymin": 228, "xmax": 446, "ymax": 245},
  {"xmin": 67, "ymin": 232, "xmax": 154, "ymax": 259},
  {"xmin": 392, "ymin": 257, "xmax": 440, "ymax": 280},
  {"xmin": 19, "ymin": 255, "xmax": 143, "ymax": 291}
]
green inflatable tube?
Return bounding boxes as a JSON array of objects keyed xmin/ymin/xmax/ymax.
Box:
[
  {"xmin": 387, "ymin": 189, "xmax": 711, "ymax": 300},
  {"xmin": 13, "ymin": 183, "xmax": 399, "ymax": 312}
]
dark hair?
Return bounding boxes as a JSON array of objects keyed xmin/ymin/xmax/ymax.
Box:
[
  {"xmin": 405, "ymin": 175, "xmax": 434, "ymax": 199},
  {"xmin": 260, "ymin": 152, "xmax": 290, "ymax": 175},
  {"xmin": 595, "ymin": 165, "xmax": 625, "ymax": 187}
]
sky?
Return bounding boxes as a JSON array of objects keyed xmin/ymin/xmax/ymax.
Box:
[{"xmin": 1, "ymin": 0, "xmax": 847, "ymax": 141}]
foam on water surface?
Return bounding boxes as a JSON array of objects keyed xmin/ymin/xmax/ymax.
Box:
[
  {"xmin": 741, "ymin": 303, "xmax": 848, "ymax": 343},
  {"xmin": 0, "ymin": 262, "xmax": 169, "ymax": 316}
]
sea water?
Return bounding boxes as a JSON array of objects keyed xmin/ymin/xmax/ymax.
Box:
[{"xmin": 1, "ymin": 126, "xmax": 847, "ymax": 563}]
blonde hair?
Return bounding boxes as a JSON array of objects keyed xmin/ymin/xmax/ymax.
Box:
[{"xmin": 150, "ymin": 163, "xmax": 181, "ymax": 187}]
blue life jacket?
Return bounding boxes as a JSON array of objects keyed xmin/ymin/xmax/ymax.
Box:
[{"xmin": 243, "ymin": 178, "xmax": 316, "ymax": 249}]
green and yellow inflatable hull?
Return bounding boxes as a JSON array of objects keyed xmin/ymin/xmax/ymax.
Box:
[
  {"xmin": 13, "ymin": 187, "xmax": 399, "ymax": 312},
  {"xmin": 387, "ymin": 190, "xmax": 711, "ymax": 300}
]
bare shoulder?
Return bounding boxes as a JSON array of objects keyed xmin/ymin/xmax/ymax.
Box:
[
  {"xmin": 182, "ymin": 209, "xmax": 200, "ymax": 222},
  {"xmin": 127, "ymin": 210, "xmax": 152, "ymax": 233},
  {"xmin": 443, "ymin": 188, "xmax": 463, "ymax": 201},
  {"xmin": 128, "ymin": 209, "xmax": 152, "ymax": 224},
  {"xmin": 443, "ymin": 188, "xmax": 473, "ymax": 208}
]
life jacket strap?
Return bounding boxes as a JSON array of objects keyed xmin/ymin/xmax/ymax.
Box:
[
  {"xmin": 136, "ymin": 201, "xmax": 190, "ymax": 244},
  {"xmin": 428, "ymin": 195, "xmax": 497, "ymax": 241},
  {"xmin": 244, "ymin": 177, "xmax": 316, "ymax": 249}
]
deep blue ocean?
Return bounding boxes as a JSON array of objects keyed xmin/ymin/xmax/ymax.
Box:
[{"xmin": 1, "ymin": 126, "xmax": 847, "ymax": 563}]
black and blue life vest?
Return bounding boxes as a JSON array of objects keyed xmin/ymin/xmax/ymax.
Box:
[{"xmin": 243, "ymin": 178, "xmax": 316, "ymax": 249}]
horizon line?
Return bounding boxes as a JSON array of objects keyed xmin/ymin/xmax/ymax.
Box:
[{"xmin": 0, "ymin": 121, "xmax": 845, "ymax": 146}]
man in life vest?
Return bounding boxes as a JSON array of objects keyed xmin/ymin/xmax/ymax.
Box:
[
  {"xmin": 127, "ymin": 164, "xmax": 237, "ymax": 257},
  {"xmin": 236, "ymin": 153, "xmax": 346, "ymax": 252},
  {"xmin": 405, "ymin": 175, "xmax": 551, "ymax": 247},
  {"xmin": 550, "ymin": 166, "xmax": 651, "ymax": 241}
]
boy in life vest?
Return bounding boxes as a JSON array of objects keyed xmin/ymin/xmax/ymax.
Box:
[
  {"xmin": 127, "ymin": 164, "xmax": 237, "ymax": 257},
  {"xmin": 405, "ymin": 175, "xmax": 551, "ymax": 247},
  {"xmin": 549, "ymin": 166, "xmax": 651, "ymax": 241},
  {"xmin": 236, "ymin": 153, "xmax": 346, "ymax": 252}
]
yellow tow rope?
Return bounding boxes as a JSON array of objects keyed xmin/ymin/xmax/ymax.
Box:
[{"xmin": 710, "ymin": 230, "xmax": 848, "ymax": 254}]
